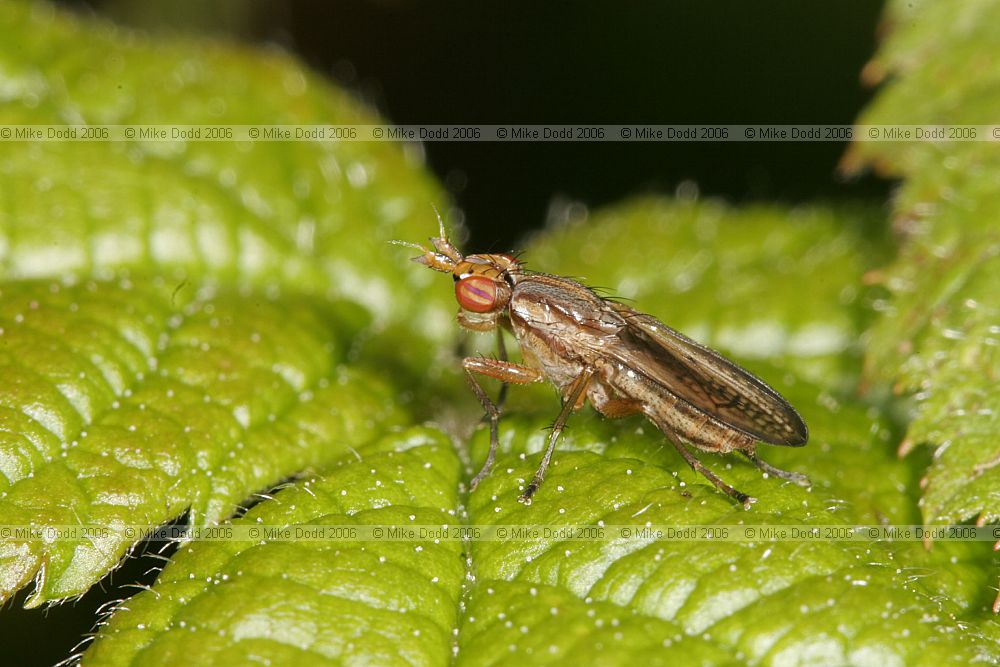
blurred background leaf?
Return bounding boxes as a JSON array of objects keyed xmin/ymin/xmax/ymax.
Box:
[{"xmin": 846, "ymin": 0, "xmax": 1000, "ymax": 527}]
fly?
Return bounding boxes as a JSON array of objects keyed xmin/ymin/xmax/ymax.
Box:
[{"xmin": 396, "ymin": 217, "xmax": 810, "ymax": 508}]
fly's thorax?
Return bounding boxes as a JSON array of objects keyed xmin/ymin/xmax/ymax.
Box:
[
  {"xmin": 507, "ymin": 275, "xmax": 623, "ymax": 388},
  {"xmin": 509, "ymin": 274, "xmax": 625, "ymax": 339},
  {"xmin": 511, "ymin": 318, "xmax": 585, "ymax": 394}
]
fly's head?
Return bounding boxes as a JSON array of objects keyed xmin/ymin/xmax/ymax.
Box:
[
  {"xmin": 394, "ymin": 214, "xmax": 521, "ymax": 332},
  {"xmin": 450, "ymin": 253, "xmax": 519, "ymax": 331}
]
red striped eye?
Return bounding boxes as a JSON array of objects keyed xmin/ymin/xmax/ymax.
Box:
[{"xmin": 455, "ymin": 275, "xmax": 498, "ymax": 313}]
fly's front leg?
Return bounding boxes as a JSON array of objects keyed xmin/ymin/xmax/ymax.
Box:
[
  {"xmin": 463, "ymin": 357, "xmax": 544, "ymax": 491},
  {"xmin": 520, "ymin": 368, "xmax": 595, "ymax": 504},
  {"xmin": 495, "ymin": 328, "xmax": 510, "ymax": 412}
]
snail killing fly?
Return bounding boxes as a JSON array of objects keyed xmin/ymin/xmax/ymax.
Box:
[{"xmin": 396, "ymin": 217, "xmax": 810, "ymax": 508}]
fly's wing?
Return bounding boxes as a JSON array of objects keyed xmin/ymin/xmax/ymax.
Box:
[{"xmin": 608, "ymin": 304, "xmax": 808, "ymax": 446}]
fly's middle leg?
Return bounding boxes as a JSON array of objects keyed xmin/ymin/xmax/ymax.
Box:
[{"xmin": 463, "ymin": 357, "xmax": 544, "ymax": 491}]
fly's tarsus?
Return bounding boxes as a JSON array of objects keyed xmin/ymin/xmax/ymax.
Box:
[{"xmin": 742, "ymin": 451, "xmax": 811, "ymax": 487}]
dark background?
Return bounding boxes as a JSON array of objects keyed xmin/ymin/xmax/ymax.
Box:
[
  {"xmin": 66, "ymin": 0, "xmax": 887, "ymax": 250},
  {"xmin": 15, "ymin": 1, "xmax": 887, "ymax": 664}
]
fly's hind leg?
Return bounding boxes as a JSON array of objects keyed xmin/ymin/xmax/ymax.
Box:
[
  {"xmin": 741, "ymin": 451, "xmax": 811, "ymax": 487},
  {"xmin": 657, "ymin": 424, "xmax": 756, "ymax": 509},
  {"xmin": 463, "ymin": 357, "xmax": 544, "ymax": 491},
  {"xmin": 520, "ymin": 368, "xmax": 595, "ymax": 504}
]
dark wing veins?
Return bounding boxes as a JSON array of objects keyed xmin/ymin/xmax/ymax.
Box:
[{"xmin": 607, "ymin": 304, "xmax": 808, "ymax": 446}]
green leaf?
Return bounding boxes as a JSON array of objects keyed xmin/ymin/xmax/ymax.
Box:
[
  {"xmin": 0, "ymin": 278, "xmax": 406, "ymax": 605},
  {"xmin": 847, "ymin": 0, "xmax": 1000, "ymax": 525},
  {"xmin": 84, "ymin": 430, "xmax": 464, "ymax": 666},
  {"xmin": 0, "ymin": 0, "xmax": 450, "ymax": 607},
  {"xmin": 464, "ymin": 450, "xmax": 991, "ymax": 666},
  {"xmin": 0, "ymin": 0, "xmax": 454, "ymax": 369},
  {"xmin": 75, "ymin": 189, "xmax": 998, "ymax": 664}
]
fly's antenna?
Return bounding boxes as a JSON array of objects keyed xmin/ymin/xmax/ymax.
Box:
[
  {"xmin": 388, "ymin": 239, "xmax": 457, "ymax": 273},
  {"xmin": 431, "ymin": 203, "xmax": 448, "ymax": 240},
  {"xmin": 388, "ymin": 203, "xmax": 465, "ymax": 273},
  {"xmin": 388, "ymin": 239, "xmax": 429, "ymax": 253},
  {"xmin": 429, "ymin": 204, "xmax": 463, "ymax": 263}
]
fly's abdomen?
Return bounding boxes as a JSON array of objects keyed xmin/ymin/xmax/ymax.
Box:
[{"xmin": 597, "ymin": 356, "xmax": 757, "ymax": 454}]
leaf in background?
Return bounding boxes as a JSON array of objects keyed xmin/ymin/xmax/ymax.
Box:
[
  {"xmin": 844, "ymin": 0, "xmax": 1000, "ymax": 526},
  {"xmin": 0, "ymin": 0, "xmax": 454, "ymax": 361}
]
